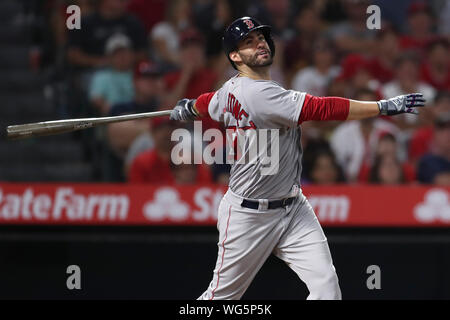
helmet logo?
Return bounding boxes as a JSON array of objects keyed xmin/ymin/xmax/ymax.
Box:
[{"xmin": 243, "ymin": 19, "xmax": 254, "ymax": 29}]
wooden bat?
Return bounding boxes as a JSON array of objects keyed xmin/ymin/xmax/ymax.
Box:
[{"xmin": 6, "ymin": 110, "xmax": 172, "ymax": 140}]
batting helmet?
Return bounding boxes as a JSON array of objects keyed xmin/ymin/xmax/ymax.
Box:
[{"xmin": 223, "ymin": 17, "xmax": 275, "ymax": 70}]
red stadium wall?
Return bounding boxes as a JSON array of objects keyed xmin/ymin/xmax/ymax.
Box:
[{"xmin": 0, "ymin": 184, "xmax": 449, "ymax": 226}]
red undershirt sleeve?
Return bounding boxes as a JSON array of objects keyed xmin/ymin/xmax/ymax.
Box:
[
  {"xmin": 195, "ymin": 91, "xmax": 216, "ymax": 118},
  {"xmin": 298, "ymin": 94, "xmax": 350, "ymax": 124}
]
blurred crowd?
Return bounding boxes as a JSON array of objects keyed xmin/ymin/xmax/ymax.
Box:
[{"xmin": 26, "ymin": 0, "xmax": 450, "ymax": 186}]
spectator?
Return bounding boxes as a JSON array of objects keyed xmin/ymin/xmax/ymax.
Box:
[
  {"xmin": 164, "ymin": 28, "xmax": 219, "ymax": 132},
  {"xmin": 164, "ymin": 29, "xmax": 217, "ymax": 105},
  {"xmin": 337, "ymin": 54, "xmax": 380, "ymax": 99},
  {"xmin": 192, "ymin": 0, "xmax": 233, "ymax": 58},
  {"xmin": 417, "ymin": 112, "xmax": 450, "ymax": 185},
  {"xmin": 421, "ymin": 39, "xmax": 450, "ymax": 91},
  {"xmin": 126, "ymin": 0, "xmax": 167, "ymax": 33},
  {"xmin": 369, "ymin": 154, "xmax": 406, "ymax": 184},
  {"xmin": 88, "ymin": 33, "xmax": 135, "ymax": 115},
  {"xmin": 29, "ymin": 0, "xmax": 96, "ymax": 72},
  {"xmin": 382, "ymin": 52, "xmax": 436, "ymax": 100},
  {"xmin": 399, "ymin": 1, "xmax": 437, "ymax": 54},
  {"xmin": 305, "ymin": 150, "xmax": 345, "ymax": 185},
  {"xmin": 366, "ymin": 28, "xmax": 401, "ymax": 84},
  {"xmin": 128, "ymin": 118, "xmax": 212, "ymax": 184},
  {"xmin": 362, "ymin": 133, "xmax": 416, "ymax": 183},
  {"xmin": 330, "ymin": 89, "xmax": 400, "ymax": 182},
  {"xmin": 211, "ymin": 161, "xmax": 231, "ymax": 185},
  {"xmin": 191, "ymin": 0, "xmax": 235, "ymax": 89},
  {"xmin": 128, "ymin": 118, "xmax": 178, "ymax": 183},
  {"xmin": 149, "ymin": 0, "xmax": 192, "ymax": 70},
  {"xmin": 67, "ymin": 0, "xmax": 147, "ymax": 69},
  {"xmin": 247, "ymin": 0, "xmax": 293, "ymax": 40},
  {"xmin": 327, "ymin": 0, "xmax": 377, "ymax": 55},
  {"xmin": 291, "ymin": 38, "xmax": 340, "ymax": 96},
  {"xmin": 105, "ymin": 60, "xmax": 166, "ymax": 180},
  {"xmin": 124, "ymin": 131, "xmax": 155, "ymax": 178},
  {"xmin": 171, "ymin": 163, "xmax": 212, "ymax": 185},
  {"xmin": 409, "ymin": 91, "xmax": 450, "ymax": 164},
  {"xmin": 284, "ymin": 3, "xmax": 326, "ymax": 78},
  {"xmin": 381, "ymin": 51, "xmax": 436, "ymax": 129},
  {"xmin": 437, "ymin": 0, "xmax": 450, "ymax": 38}
]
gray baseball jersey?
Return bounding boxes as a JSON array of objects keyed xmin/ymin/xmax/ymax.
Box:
[
  {"xmin": 207, "ymin": 75, "xmax": 307, "ymax": 199},
  {"xmin": 198, "ymin": 75, "xmax": 341, "ymax": 301}
]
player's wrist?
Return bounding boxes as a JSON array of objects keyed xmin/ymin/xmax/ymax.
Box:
[
  {"xmin": 187, "ymin": 99, "xmax": 199, "ymax": 117},
  {"xmin": 377, "ymin": 100, "xmax": 387, "ymax": 115}
]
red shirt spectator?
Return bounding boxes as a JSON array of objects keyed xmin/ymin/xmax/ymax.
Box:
[
  {"xmin": 409, "ymin": 126, "xmax": 434, "ymax": 163},
  {"xmin": 129, "ymin": 149, "xmax": 173, "ymax": 183},
  {"xmin": 164, "ymin": 29, "xmax": 219, "ymax": 132},
  {"xmin": 408, "ymin": 91, "xmax": 450, "ymax": 163},
  {"xmin": 358, "ymin": 133, "xmax": 416, "ymax": 183},
  {"xmin": 399, "ymin": 1, "xmax": 437, "ymax": 54},
  {"xmin": 129, "ymin": 149, "xmax": 212, "ymax": 184},
  {"xmin": 366, "ymin": 58, "xmax": 395, "ymax": 84},
  {"xmin": 420, "ymin": 39, "xmax": 450, "ymax": 91},
  {"xmin": 127, "ymin": 0, "xmax": 167, "ymax": 33},
  {"xmin": 364, "ymin": 28, "xmax": 401, "ymax": 84},
  {"xmin": 358, "ymin": 161, "xmax": 416, "ymax": 183},
  {"xmin": 421, "ymin": 64, "xmax": 450, "ymax": 91},
  {"xmin": 165, "ymin": 69, "xmax": 217, "ymax": 101}
]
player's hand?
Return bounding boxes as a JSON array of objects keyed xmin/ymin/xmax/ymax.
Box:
[
  {"xmin": 377, "ymin": 93, "xmax": 426, "ymax": 116},
  {"xmin": 170, "ymin": 98, "xmax": 198, "ymax": 121}
]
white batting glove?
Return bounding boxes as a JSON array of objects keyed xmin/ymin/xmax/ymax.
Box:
[
  {"xmin": 377, "ymin": 93, "xmax": 426, "ymax": 116},
  {"xmin": 170, "ymin": 98, "xmax": 199, "ymax": 121}
]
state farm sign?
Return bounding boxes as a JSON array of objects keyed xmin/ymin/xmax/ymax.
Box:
[
  {"xmin": 0, "ymin": 184, "xmax": 449, "ymax": 226},
  {"xmin": 142, "ymin": 187, "xmax": 223, "ymax": 222},
  {"xmin": 0, "ymin": 187, "xmax": 129, "ymax": 222},
  {"xmin": 308, "ymin": 195, "xmax": 350, "ymax": 222},
  {"xmin": 414, "ymin": 188, "xmax": 450, "ymax": 223}
]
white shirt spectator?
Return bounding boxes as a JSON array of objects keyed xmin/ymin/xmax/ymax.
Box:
[
  {"xmin": 330, "ymin": 119, "xmax": 401, "ymax": 182},
  {"xmin": 291, "ymin": 66, "xmax": 340, "ymax": 96},
  {"xmin": 150, "ymin": 22, "xmax": 179, "ymax": 62}
]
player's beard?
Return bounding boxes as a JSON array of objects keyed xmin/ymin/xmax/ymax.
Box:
[{"xmin": 239, "ymin": 50, "xmax": 273, "ymax": 68}]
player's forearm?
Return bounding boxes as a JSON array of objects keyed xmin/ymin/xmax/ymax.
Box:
[{"xmin": 346, "ymin": 100, "xmax": 380, "ymax": 120}]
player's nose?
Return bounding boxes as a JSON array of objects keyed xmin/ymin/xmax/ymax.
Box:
[{"xmin": 256, "ymin": 39, "xmax": 268, "ymax": 50}]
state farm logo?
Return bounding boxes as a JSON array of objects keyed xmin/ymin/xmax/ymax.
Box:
[
  {"xmin": 0, "ymin": 187, "xmax": 129, "ymax": 221},
  {"xmin": 414, "ymin": 189, "xmax": 450, "ymax": 223},
  {"xmin": 142, "ymin": 187, "xmax": 224, "ymax": 222},
  {"xmin": 308, "ymin": 195, "xmax": 350, "ymax": 222},
  {"xmin": 143, "ymin": 188, "xmax": 189, "ymax": 221}
]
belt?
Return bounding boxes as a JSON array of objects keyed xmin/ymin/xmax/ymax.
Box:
[{"xmin": 241, "ymin": 197, "xmax": 295, "ymax": 210}]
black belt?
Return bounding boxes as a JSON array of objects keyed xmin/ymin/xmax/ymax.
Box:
[{"xmin": 241, "ymin": 197, "xmax": 295, "ymax": 210}]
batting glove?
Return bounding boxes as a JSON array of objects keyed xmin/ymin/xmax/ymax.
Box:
[
  {"xmin": 377, "ymin": 93, "xmax": 426, "ymax": 116},
  {"xmin": 170, "ymin": 98, "xmax": 199, "ymax": 121}
]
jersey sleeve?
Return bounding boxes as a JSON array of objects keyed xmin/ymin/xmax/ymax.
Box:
[
  {"xmin": 195, "ymin": 90, "xmax": 223, "ymax": 122},
  {"xmin": 298, "ymin": 94, "xmax": 350, "ymax": 124},
  {"xmin": 250, "ymin": 82, "xmax": 306, "ymax": 128}
]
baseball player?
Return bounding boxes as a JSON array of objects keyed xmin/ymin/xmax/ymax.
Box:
[{"xmin": 170, "ymin": 17, "xmax": 426, "ymax": 300}]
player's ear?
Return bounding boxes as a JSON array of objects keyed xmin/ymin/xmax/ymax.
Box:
[{"xmin": 229, "ymin": 51, "xmax": 242, "ymax": 64}]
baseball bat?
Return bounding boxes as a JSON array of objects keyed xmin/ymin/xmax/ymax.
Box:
[{"xmin": 6, "ymin": 110, "xmax": 172, "ymax": 140}]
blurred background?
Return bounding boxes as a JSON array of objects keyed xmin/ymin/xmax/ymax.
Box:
[{"xmin": 0, "ymin": 0, "xmax": 449, "ymax": 299}]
